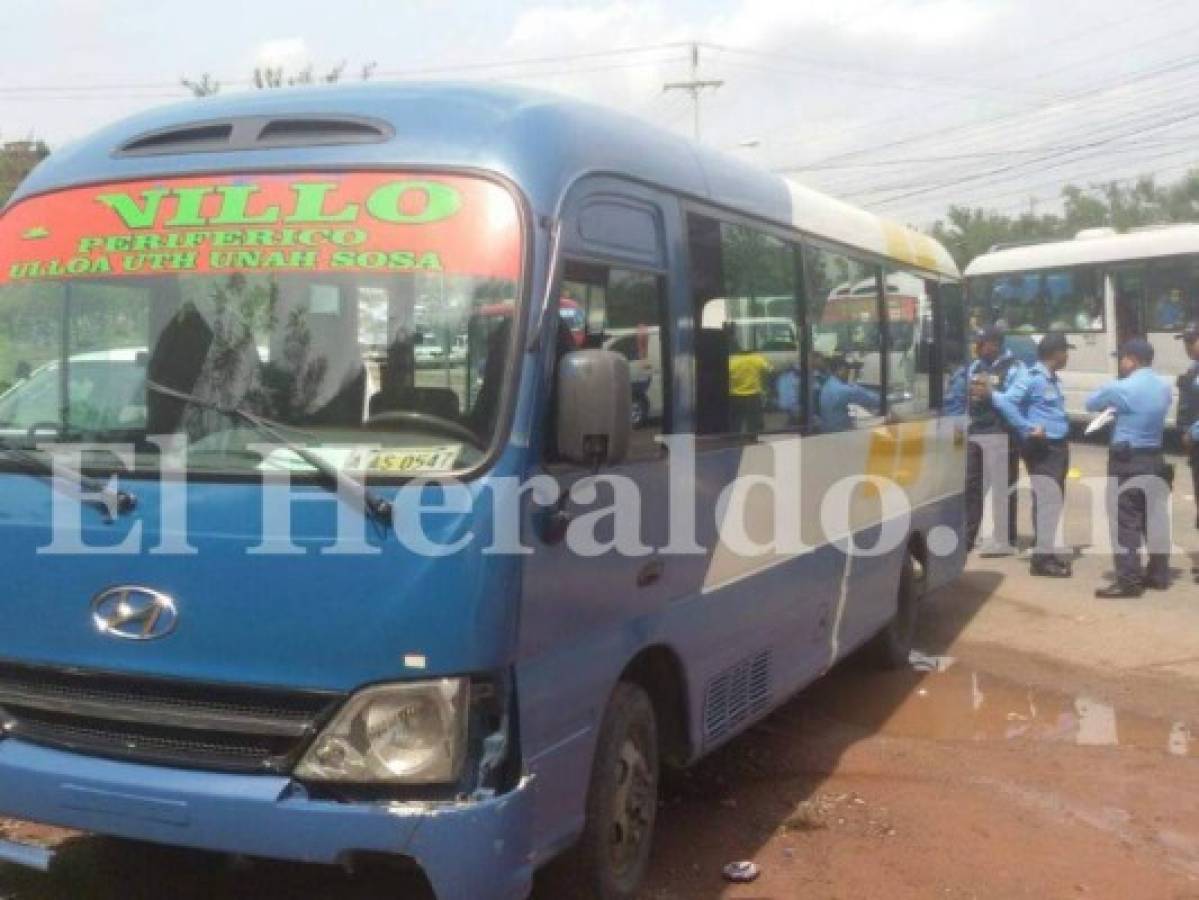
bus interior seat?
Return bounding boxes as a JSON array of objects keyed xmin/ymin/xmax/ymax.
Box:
[
  {"xmin": 369, "ymin": 386, "xmax": 460, "ymax": 420},
  {"xmin": 304, "ymin": 368, "xmax": 367, "ymax": 427},
  {"xmin": 368, "ymin": 334, "xmax": 459, "ymax": 420}
]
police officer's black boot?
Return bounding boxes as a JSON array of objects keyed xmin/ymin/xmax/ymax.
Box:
[
  {"xmin": 1095, "ymin": 580, "xmax": 1143, "ymax": 599},
  {"xmin": 1145, "ymin": 556, "xmax": 1171, "ymax": 590},
  {"xmin": 1030, "ymin": 556, "xmax": 1071, "ymax": 578}
]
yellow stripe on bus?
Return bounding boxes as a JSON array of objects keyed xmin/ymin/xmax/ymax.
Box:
[
  {"xmin": 882, "ymin": 221, "xmax": 942, "ymax": 273},
  {"xmin": 864, "ymin": 421, "xmax": 926, "ymax": 495}
]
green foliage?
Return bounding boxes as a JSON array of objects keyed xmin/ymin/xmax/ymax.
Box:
[
  {"xmin": 182, "ymin": 61, "xmax": 376, "ymax": 97},
  {"xmin": 721, "ymin": 223, "xmax": 796, "ymax": 306},
  {"xmin": 181, "ymin": 73, "xmax": 221, "ymax": 97},
  {"xmin": 932, "ymin": 167, "xmax": 1199, "ymax": 269},
  {"xmin": 0, "ymin": 140, "xmax": 50, "ymax": 207}
]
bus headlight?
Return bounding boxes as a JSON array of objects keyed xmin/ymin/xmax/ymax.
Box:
[{"xmin": 295, "ymin": 679, "xmax": 469, "ymax": 783}]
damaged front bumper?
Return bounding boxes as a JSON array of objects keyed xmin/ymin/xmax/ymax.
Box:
[{"xmin": 0, "ymin": 739, "xmax": 534, "ymax": 900}]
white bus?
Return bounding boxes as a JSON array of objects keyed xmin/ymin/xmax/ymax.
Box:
[{"xmin": 964, "ymin": 224, "xmax": 1199, "ymax": 423}]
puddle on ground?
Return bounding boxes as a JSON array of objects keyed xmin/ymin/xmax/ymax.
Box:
[{"xmin": 804, "ymin": 652, "xmax": 1193, "ymax": 758}]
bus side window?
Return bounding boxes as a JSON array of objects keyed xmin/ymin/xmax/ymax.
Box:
[
  {"xmin": 686, "ymin": 214, "xmax": 801, "ymax": 438},
  {"xmin": 560, "ymin": 260, "xmax": 669, "ymax": 462},
  {"xmin": 938, "ymin": 280, "xmax": 967, "ymax": 413},
  {"xmin": 804, "ymin": 244, "xmax": 885, "ymax": 433},
  {"xmin": 1145, "ymin": 259, "xmax": 1199, "ymax": 333},
  {"xmin": 884, "ymin": 268, "xmax": 934, "ymax": 420}
]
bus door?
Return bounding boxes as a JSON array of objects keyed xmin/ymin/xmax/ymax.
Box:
[
  {"xmin": 1109, "ymin": 266, "xmax": 1147, "ymax": 362},
  {"xmin": 517, "ymin": 186, "xmax": 682, "ymax": 859}
]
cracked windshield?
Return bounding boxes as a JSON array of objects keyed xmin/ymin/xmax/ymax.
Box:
[{"xmin": 0, "ymin": 172, "xmax": 522, "ymax": 476}]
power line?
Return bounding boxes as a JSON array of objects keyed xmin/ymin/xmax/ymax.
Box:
[
  {"xmin": 791, "ymin": 57, "xmax": 1199, "ymax": 201},
  {"xmin": 836, "ymin": 87, "xmax": 1199, "ymax": 200},
  {"xmin": 781, "ymin": 50, "xmax": 1199, "ymax": 173},
  {"xmin": 861, "ymin": 100, "xmax": 1199, "ymax": 208},
  {"xmin": 700, "ymin": 41, "xmax": 1051, "ymax": 100},
  {"xmin": 753, "ymin": 3, "xmax": 1199, "ymax": 156},
  {"xmin": 906, "ymin": 152, "xmax": 1199, "ymax": 225},
  {"xmin": 778, "ymin": 136, "xmax": 1199, "ymax": 173},
  {"xmin": 0, "ymin": 42, "xmax": 691, "ymax": 98}
]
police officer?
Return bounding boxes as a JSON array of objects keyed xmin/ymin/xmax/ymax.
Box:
[
  {"xmin": 992, "ymin": 332, "xmax": 1074, "ymax": 577},
  {"xmin": 1088, "ymin": 338, "xmax": 1174, "ymax": 598},
  {"xmin": 1177, "ymin": 321, "xmax": 1199, "ymax": 534},
  {"xmin": 965, "ymin": 326, "xmax": 1027, "ymax": 553},
  {"xmin": 818, "ymin": 355, "xmax": 882, "ymax": 432}
]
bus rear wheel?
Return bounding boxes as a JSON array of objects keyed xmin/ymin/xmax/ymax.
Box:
[
  {"xmin": 570, "ymin": 681, "xmax": 659, "ymax": 900},
  {"xmin": 866, "ymin": 553, "xmax": 920, "ymax": 669}
]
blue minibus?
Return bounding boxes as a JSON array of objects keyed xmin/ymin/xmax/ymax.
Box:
[{"xmin": 0, "ymin": 83, "xmax": 967, "ymax": 899}]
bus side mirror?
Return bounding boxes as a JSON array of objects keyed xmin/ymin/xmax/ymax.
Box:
[{"xmin": 557, "ymin": 349, "xmax": 631, "ymax": 467}]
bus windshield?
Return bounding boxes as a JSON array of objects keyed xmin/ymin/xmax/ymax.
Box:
[{"xmin": 0, "ymin": 172, "xmax": 523, "ymax": 477}]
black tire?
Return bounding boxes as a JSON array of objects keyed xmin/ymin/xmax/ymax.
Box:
[
  {"xmin": 568, "ymin": 681, "xmax": 660, "ymax": 900},
  {"xmin": 866, "ymin": 554, "xmax": 920, "ymax": 669}
]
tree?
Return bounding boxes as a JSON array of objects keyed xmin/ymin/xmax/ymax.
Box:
[
  {"xmin": 930, "ymin": 166, "xmax": 1199, "ymax": 269},
  {"xmin": 181, "ymin": 73, "xmax": 221, "ymax": 98},
  {"xmin": 0, "ymin": 139, "xmax": 50, "ymax": 206},
  {"xmin": 182, "ymin": 60, "xmax": 375, "ymax": 97}
]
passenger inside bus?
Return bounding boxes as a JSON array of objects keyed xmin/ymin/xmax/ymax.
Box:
[
  {"xmin": 817, "ymin": 354, "xmax": 881, "ymax": 433},
  {"xmin": 1154, "ymin": 289, "xmax": 1187, "ymax": 331}
]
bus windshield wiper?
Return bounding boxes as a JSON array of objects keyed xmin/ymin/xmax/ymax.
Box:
[
  {"xmin": 0, "ymin": 437, "xmax": 137, "ymax": 521},
  {"xmin": 144, "ymin": 379, "xmax": 394, "ymax": 527}
]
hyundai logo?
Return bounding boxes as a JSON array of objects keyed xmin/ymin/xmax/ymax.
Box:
[{"xmin": 91, "ymin": 587, "xmax": 178, "ymax": 641}]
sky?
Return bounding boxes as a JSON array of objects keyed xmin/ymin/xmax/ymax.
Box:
[{"xmin": 2, "ymin": 0, "xmax": 1199, "ymax": 227}]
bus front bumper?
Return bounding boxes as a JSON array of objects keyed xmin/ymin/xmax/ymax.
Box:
[{"xmin": 0, "ymin": 739, "xmax": 534, "ymax": 900}]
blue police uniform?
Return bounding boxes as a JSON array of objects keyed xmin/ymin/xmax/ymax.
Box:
[
  {"xmin": 965, "ymin": 347, "xmax": 1027, "ymax": 551},
  {"xmin": 1087, "ymin": 364, "xmax": 1173, "ymax": 592},
  {"xmin": 1177, "ymin": 349, "xmax": 1199, "ymax": 531},
  {"xmin": 817, "ymin": 375, "xmax": 880, "ymax": 432},
  {"xmin": 994, "ymin": 360, "xmax": 1071, "ymax": 572},
  {"xmin": 775, "ymin": 367, "xmax": 802, "ymax": 429}
]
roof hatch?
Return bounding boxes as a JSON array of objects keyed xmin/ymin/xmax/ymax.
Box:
[{"xmin": 115, "ymin": 115, "xmax": 393, "ymax": 157}]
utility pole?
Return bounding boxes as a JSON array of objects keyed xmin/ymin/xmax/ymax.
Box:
[{"xmin": 663, "ymin": 43, "xmax": 724, "ymax": 142}]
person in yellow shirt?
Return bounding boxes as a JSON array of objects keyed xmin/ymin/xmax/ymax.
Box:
[{"xmin": 728, "ymin": 335, "xmax": 772, "ymax": 433}]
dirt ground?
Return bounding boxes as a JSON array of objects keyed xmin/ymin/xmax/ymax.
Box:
[{"xmin": 2, "ymin": 442, "xmax": 1198, "ymax": 899}]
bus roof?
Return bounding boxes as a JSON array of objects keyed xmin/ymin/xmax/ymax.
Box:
[
  {"xmin": 964, "ymin": 223, "xmax": 1199, "ymax": 277},
  {"xmin": 7, "ymin": 82, "xmax": 958, "ymax": 280}
]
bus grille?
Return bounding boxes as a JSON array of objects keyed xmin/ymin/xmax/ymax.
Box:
[
  {"xmin": 702, "ymin": 650, "xmax": 773, "ymax": 746},
  {"xmin": 0, "ymin": 661, "xmax": 343, "ymax": 774}
]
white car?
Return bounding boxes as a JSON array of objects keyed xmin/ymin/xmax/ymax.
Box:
[
  {"xmin": 603, "ymin": 328, "xmax": 662, "ymax": 427},
  {"xmin": 0, "ymin": 348, "xmax": 148, "ymax": 437}
]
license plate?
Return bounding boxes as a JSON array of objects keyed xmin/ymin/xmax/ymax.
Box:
[{"xmin": 367, "ymin": 445, "xmax": 461, "ymax": 474}]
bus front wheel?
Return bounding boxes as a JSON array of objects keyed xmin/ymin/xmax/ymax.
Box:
[{"xmin": 570, "ymin": 681, "xmax": 660, "ymax": 900}]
